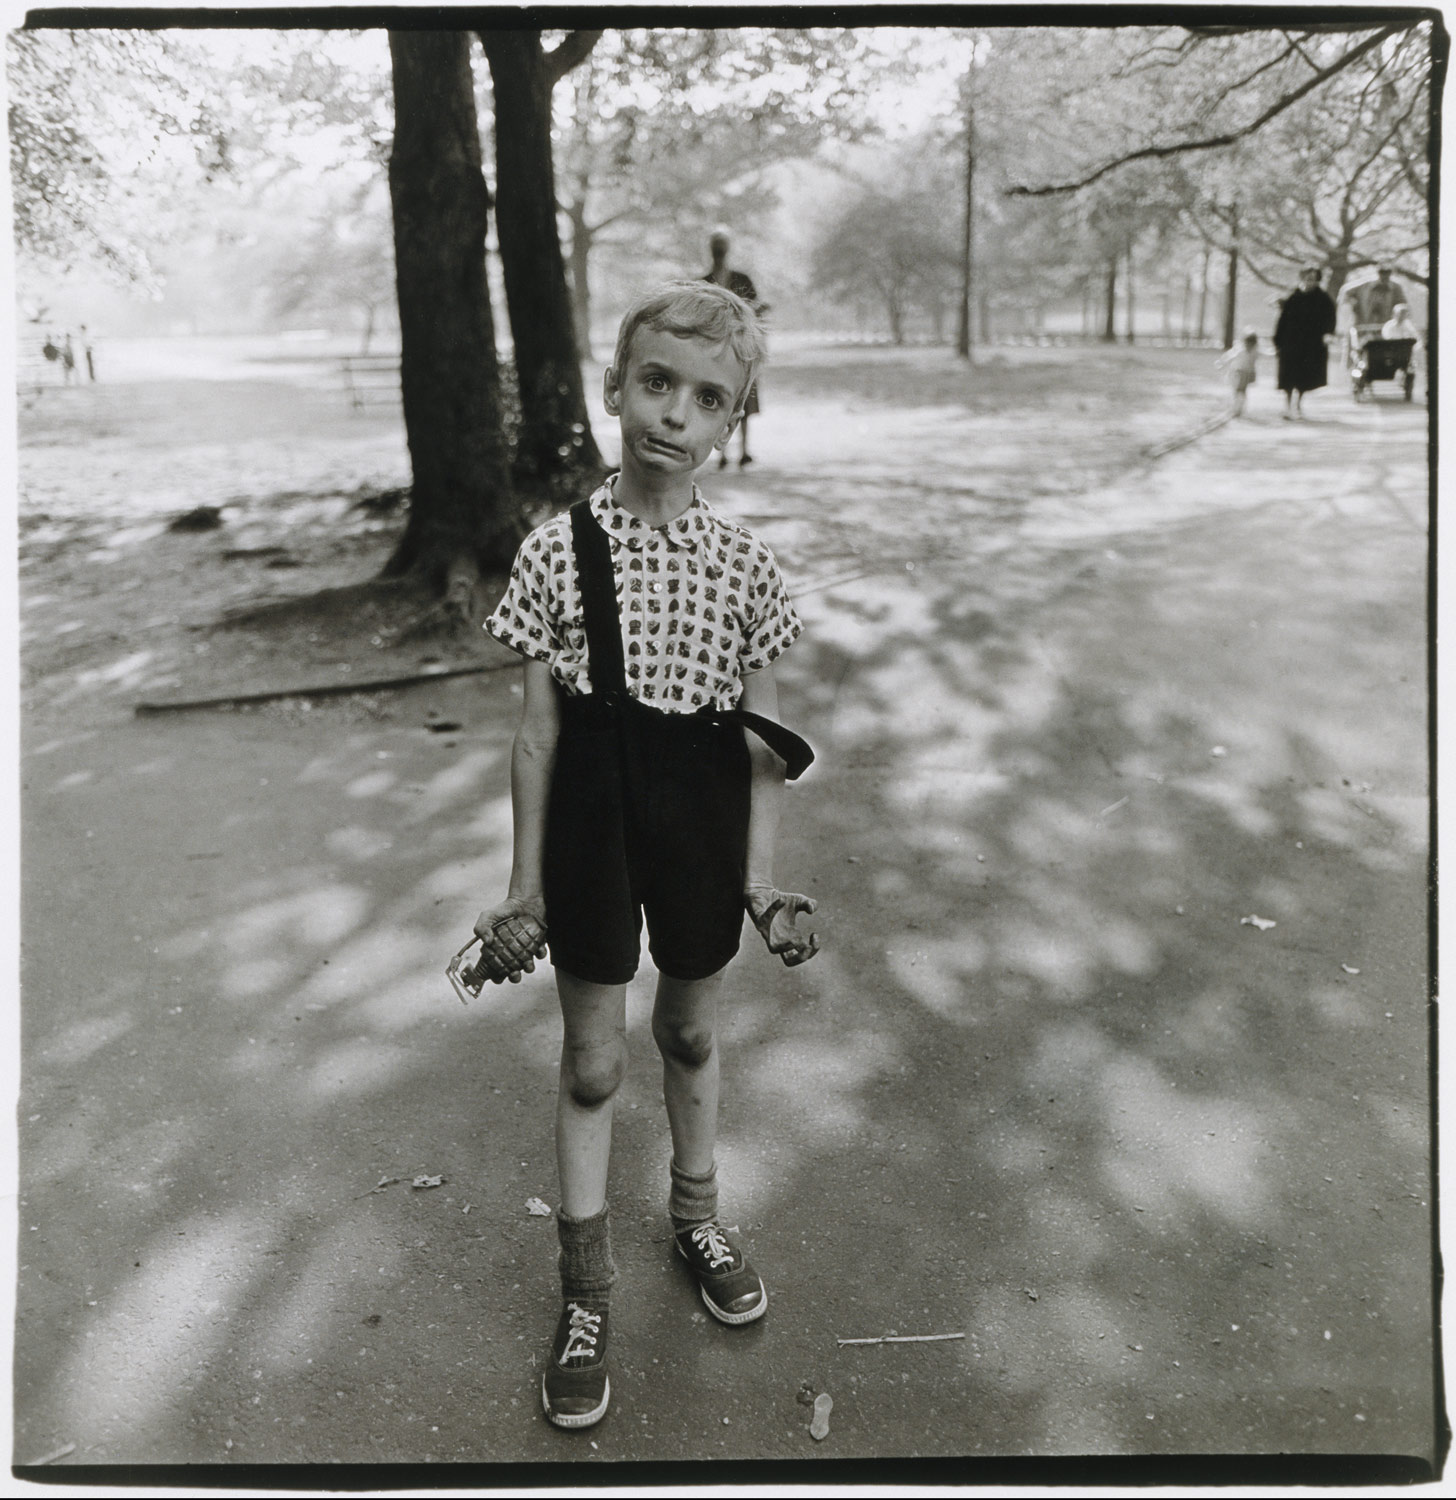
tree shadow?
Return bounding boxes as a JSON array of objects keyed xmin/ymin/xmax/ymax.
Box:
[{"xmin": 15, "ymin": 362, "xmax": 1432, "ymax": 1468}]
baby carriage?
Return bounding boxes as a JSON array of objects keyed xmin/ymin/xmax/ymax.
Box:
[{"xmin": 1348, "ymin": 324, "xmax": 1417, "ymax": 401}]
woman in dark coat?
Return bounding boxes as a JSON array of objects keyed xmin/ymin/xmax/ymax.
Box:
[{"xmin": 1273, "ymin": 267, "xmax": 1337, "ymax": 419}]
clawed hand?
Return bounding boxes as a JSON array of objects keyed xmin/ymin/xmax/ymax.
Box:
[
  {"xmin": 745, "ymin": 884, "xmax": 820, "ymax": 967},
  {"xmin": 470, "ymin": 897, "xmax": 549, "ymax": 985}
]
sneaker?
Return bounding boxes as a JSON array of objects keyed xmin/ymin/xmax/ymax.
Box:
[
  {"xmin": 541, "ymin": 1300, "xmax": 610, "ymax": 1429},
  {"xmin": 675, "ymin": 1221, "xmax": 767, "ymax": 1325}
]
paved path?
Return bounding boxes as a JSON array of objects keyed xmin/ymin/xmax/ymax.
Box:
[{"xmin": 16, "ymin": 372, "xmax": 1434, "ymax": 1469}]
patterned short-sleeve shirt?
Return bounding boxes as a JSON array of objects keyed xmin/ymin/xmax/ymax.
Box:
[{"xmin": 486, "ymin": 479, "xmax": 802, "ymax": 712}]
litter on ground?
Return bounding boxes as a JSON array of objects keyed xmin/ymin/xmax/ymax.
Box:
[{"xmin": 810, "ymin": 1391, "xmax": 833, "ymax": 1440}]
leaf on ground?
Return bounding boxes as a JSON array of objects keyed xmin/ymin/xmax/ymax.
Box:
[
  {"xmin": 525, "ymin": 1196, "xmax": 552, "ymax": 1216},
  {"xmin": 411, "ymin": 1174, "xmax": 445, "ymax": 1189},
  {"xmin": 1341, "ymin": 964, "xmax": 1361, "ymax": 974},
  {"xmin": 1240, "ymin": 914, "xmax": 1277, "ymax": 931}
]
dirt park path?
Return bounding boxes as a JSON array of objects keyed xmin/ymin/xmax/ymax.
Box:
[{"xmin": 14, "ymin": 342, "xmax": 1435, "ymax": 1472}]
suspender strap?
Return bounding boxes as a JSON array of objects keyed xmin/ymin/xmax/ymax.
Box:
[
  {"xmin": 715, "ymin": 705, "xmax": 816, "ymax": 782},
  {"xmin": 570, "ymin": 499, "xmax": 627, "ymax": 699},
  {"xmin": 568, "ymin": 497, "xmax": 815, "ymax": 781}
]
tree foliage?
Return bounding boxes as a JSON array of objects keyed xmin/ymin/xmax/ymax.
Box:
[
  {"xmin": 8, "ymin": 27, "xmax": 232, "ymax": 285},
  {"xmin": 555, "ymin": 27, "xmax": 881, "ymax": 343},
  {"xmin": 994, "ymin": 21, "xmax": 1435, "ymax": 299},
  {"xmin": 811, "ymin": 139, "xmax": 961, "ymax": 343}
]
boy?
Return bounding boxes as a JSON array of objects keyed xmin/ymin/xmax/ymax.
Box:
[{"xmin": 476, "ymin": 280, "xmax": 819, "ymax": 1430}]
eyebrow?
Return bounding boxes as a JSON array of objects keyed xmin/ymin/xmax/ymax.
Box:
[{"xmin": 636, "ymin": 360, "xmax": 735, "ymax": 404}]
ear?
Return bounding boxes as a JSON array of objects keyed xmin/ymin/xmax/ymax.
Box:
[
  {"xmin": 602, "ymin": 365, "xmax": 622, "ymax": 415},
  {"xmin": 713, "ymin": 408, "xmax": 743, "ymax": 452}
]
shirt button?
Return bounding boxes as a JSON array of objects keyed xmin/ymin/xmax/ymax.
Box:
[{"xmin": 650, "ymin": 582, "xmax": 660, "ymax": 593}]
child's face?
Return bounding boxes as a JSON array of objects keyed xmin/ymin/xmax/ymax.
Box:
[{"xmin": 605, "ymin": 328, "xmax": 746, "ymax": 479}]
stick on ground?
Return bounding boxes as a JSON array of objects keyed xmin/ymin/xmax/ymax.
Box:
[{"xmin": 836, "ymin": 1332, "xmax": 966, "ymax": 1346}]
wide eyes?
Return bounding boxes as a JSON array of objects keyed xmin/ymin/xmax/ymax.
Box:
[{"xmin": 641, "ymin": 373, "xmax": 722, "ymax": 410}]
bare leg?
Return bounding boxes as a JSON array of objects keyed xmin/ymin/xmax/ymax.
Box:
[
  {"xmin": 555, "ymin": 970, "xmax": 628, "ymax": 1219},
  {"xmin": 652, "ymin": 969, "xmax": 725, "ymax": 1176}
]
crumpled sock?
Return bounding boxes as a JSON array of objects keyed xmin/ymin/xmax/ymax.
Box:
[
  {"xmin": 556, "ymin": 1203, "xmax": 616, "ymax": 1305},
  {"xmin": 668, "ymin": 1158, "xmax": 719, "ymax": 1233}
]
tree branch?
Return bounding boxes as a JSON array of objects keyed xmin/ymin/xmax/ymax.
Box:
[
  {"xmin": 1201, "ymin": 40, "xmax": 1301, "ymax": 116},
  {"xmin": 545, "ymin": 29, "xmax": 603, "ymax": 85},
  {"xmin": 1007, "ymin": 25, "xmax": 1400, "ymax": 197}
]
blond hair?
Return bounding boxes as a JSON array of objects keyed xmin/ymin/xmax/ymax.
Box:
[{"xmin": 611, "ymin": 280, "xmax": 766, "ymax": 410}]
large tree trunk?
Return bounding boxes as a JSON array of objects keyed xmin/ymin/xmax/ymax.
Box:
[
  {"xmin": 479, "ymin": 29, "xmax": 604, "ymax": 507},
  {"xmin": 384, "ymin": 31, "xmax": 520, "ymax": 599}
]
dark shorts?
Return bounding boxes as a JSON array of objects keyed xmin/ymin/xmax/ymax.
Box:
[{"xmin": 543, "ymin": 691, "xmax": 751, "ymax": 985}]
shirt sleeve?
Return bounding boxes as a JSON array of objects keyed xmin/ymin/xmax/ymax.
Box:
[
  {"xmin": 739, "ymin": 543, "xmax": 802, "ymax": 672},
  {"xmin": 485, "ymin": 527, "xmax": 562, "ymax": 666}
]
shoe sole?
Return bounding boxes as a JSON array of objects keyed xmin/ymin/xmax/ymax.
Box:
[
  {"xmin": 700, "ymin": 1280, "xmax": 767, "ymax": 1325},
  {"xmin": 541, "ymin": 1371, "xmax": 610, "ymax": 1429}
]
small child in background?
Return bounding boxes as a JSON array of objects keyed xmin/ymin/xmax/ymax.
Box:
[{"xmin": 1216, "ymin": 331, "xmax": 1260, "ymax": 417}]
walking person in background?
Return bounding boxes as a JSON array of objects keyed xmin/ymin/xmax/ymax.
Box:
[
  {"xmin": 79, "ymin": 325, "xmax": 96, "ymax": 381},
  {"xmin": 1273, "ymin": 267, "xmax": 1336, "ymax": 421},
  {"xmin": 1215, "ymin": 330, "xmax": 1260, "ymax": 418},
  {"xmin": 1345, "ymin": 264, "xmax": 1407, "ymax": 331},
  {"xmin": 60, "ymin": 333, "xmax": 77, "ymax": 386},
  {"xmin": 702, "ymin": 228, "xmax": 769, "ymax": 469}
]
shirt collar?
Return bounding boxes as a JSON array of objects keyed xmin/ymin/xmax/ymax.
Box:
[{"xmin": 590, "ymin": 476, "xmax": 709, "ymax": 551}]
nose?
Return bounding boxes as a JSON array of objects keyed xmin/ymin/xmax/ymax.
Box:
[{"xmin": 662, "ymin": 390, "xmax": 691, "ymax": 429}]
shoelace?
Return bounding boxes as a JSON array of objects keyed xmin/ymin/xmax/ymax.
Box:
[
  {"xmin": 560, "ymin": 1303, "xmax": 602, "ymax": 1362},
  {"xmin": 690, "ymin": 1222, "xmax": 735, "ymax": 1270}
]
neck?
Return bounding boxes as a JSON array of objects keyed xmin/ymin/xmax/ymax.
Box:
[{"xmin": 612, "ymin": 465, "xmax": 696, "ymax": 527}]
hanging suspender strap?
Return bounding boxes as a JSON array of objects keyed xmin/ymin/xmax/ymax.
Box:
[
  {"xmin": 570, "ymin": 498, "xmax": 628, "ymax": 700},
  {"xmin": 568, "ymin": 498, "xmax": 815, "ymax": 781}
]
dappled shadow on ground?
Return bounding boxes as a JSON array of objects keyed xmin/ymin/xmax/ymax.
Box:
[
  {"xmin": 758, "ymin": 492, "xmax": 1429, "ymax": 1457},
  {"xmin": 16, "ymin": 357, "xmax": 1432, "ymax": 1465}
]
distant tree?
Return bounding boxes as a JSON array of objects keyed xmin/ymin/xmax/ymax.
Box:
[
  {"xmin": 383, "ymin": 30, "xmax": 519, "ymax": 620},
  {"xmin": 1168, "ymin": 25, "xmax": 1433, "ymax": 304},
  {"xmin": 555, "ymin": 28, "xmax": 880, "ymax": 352},
  {"xmin": 1001, "ymin": 21, "xmax": 1434, "ymax": 300},
  {"xmin": 811, "ymin": 146, "xmax": 961, "ymax": 343},
  {"xmin": 269, "ymin": 181, "xmax": 395, "ymax": 350}
]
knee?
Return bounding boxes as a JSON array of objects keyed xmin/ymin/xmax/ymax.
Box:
[
  {"xmin": 652, "ymin": 1014, "xmax": 716, "ymax": 1071},
  {"xmin": 563, "ymin": 1040, "xmax": 627, "ymax": 1110}
]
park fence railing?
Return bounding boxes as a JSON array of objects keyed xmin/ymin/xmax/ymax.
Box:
[{"xmin": 340, "ymin": 353, "xmax": 402, "ymax": 411}]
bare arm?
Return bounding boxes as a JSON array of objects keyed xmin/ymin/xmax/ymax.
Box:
[
  {"xmin": 740, "ymin": 666, "xmax": 819, "ymax": 966},
  {"xmin": 472, "ymin": 658, "xmax": 560, "ymax": 981}
]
